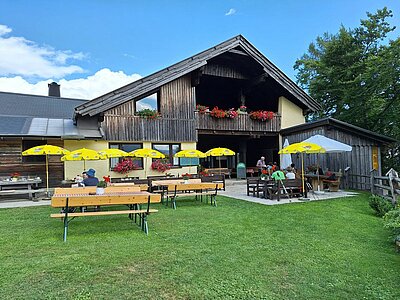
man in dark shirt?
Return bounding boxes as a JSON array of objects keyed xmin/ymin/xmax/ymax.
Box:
[{"xmin": 83, "ymin": 168, "xmax": 99, "ymax": 186}]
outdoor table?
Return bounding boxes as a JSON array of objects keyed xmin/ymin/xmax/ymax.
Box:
[
  {"xmin": 0, "ymin": 178, "xmax": 42, "ymax": 200},
  {"xmin": 51, "ymin": 189, "xmax": 161, "ymax": 241},
  {"xmin": 305, "ymin": 174, "xmax": 327, "ymax": 192}
]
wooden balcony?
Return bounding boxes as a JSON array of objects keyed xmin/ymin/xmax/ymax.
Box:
[
  {"xmin": 103, "ymin": 115, "xmax": 197, "ymax": 142},
  {"xmin": 195, "ymin": 112, "xmax": 281, "ymax": 134}
]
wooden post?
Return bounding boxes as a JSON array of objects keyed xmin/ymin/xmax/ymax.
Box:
[{"xmin": 370, "ymin": 169, "xmax": 375, "ymax": 195}]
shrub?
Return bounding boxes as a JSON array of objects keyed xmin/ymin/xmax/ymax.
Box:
[
  {"xmin": 383, "ymin": 208, "xmax": 400, "ymax": 231},
  {"xmin": 369, "ymin": 195, "xmax": 394, "ymax": 217}
]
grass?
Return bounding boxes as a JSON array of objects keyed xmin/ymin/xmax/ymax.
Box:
[{"xmin": 0, "ymin": 193, "xmax": 399, "ymax": 299}]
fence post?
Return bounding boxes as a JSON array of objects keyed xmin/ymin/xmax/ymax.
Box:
[{"xmin": 370, "ymin": 169, "xmax": 375, "ymax": 195}]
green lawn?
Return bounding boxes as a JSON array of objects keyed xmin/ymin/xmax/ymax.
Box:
[{"xmin": 0, "ymin": 194, "xmax": 399, "ymax": 299}]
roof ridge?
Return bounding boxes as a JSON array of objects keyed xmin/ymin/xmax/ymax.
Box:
[{"xmin": 0, "ymin": 90, "xmax": 88, "ymax": 102}]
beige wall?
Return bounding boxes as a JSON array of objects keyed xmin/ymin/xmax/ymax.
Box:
[
  {"xmin": 63, "ymin": 140, "xmax": 108, "ymax": 180},
  {"xmin": 278, "ymin": 96, "xmax": 305, "ymax": 129},
  {"xmin": 63, "ymin": 141, "xmax": 198, "ymax": 180},
  {"xmin": 277, "ymin": 96, "xmax": 306, "ymax": 153}
]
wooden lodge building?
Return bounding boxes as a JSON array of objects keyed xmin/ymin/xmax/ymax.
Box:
[{"xmin": 0, "ymin": 35, "xmax": 395, "ymax": 187}]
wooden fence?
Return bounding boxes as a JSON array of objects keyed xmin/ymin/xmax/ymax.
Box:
[{"xmin": 347, "ymin": 170, "xmax": 399, "ymax": 205}]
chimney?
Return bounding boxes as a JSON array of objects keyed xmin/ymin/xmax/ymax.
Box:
[{"xmin": 48, "ymin": 82, "xmax": 60, "ymax": 97}]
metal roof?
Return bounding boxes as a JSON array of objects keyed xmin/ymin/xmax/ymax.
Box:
[
  {"xmin": 0, "ymin": 91, "xmax": 87, "ymax": 119},
  {"xmin": 0, "ymin": 115, "xmax": 102, "ymax": 139},
  {"xmin": 0, "ymin": 91, "xmax": 102, "ymax": 139},
  {"xmin": 280, "ymin": 117, "xmax": 397, "ymax": 144},
  {"xmin": 75, "ymin": 35, "xmax": 321, "ymax": 117}
]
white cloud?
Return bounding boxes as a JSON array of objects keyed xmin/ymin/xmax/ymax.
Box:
[
  {"xmin": 0, "ymin": 24, "xmax": 12, "ymax": 35},
  {"xmin": 225, "ymin": 8, "xmax": 236, "ymax": 16},
  {"xmin": 0, "ymin": 68, "xmax": 142, "ymax": 99},
  {"xmin": 0, "ymin": 24, "xmax": 85, "ymax": 78}
]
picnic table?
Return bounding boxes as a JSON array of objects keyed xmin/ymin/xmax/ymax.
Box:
[
  {"xmin": 155, "ymin": 182, "xmax": 223, "ymax": 209},
  {"xmin": 0, "ymin": 178, "xmax": 42, "ymax": 200},
  {"xmin": 51, "ymin": 187, "xmax": 161, "ymax": 241}
]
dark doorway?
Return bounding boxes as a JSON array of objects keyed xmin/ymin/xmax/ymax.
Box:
[{"xmin": 197, "ymin": 134, "xmax": 279, "ymax": 170}]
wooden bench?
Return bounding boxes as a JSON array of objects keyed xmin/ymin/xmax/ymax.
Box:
[
  {"xmin": 246, "ymin": 178, "xmax": 264, "ymax": 198},
  {"xmin": 204, "ymin": 168, "xmax": 232, "ymax": 179},
  {"xmin": 200, "ymin": 174, "xmax": 226, "ymax": 190},
  {"xmin": 108, "ymin": 182, "xmax": 149, "ymax": 191},
  {"xmin": 165, "ymin": 183, "xmax": 221, "ymax": 209},
  {"xmin": 51, "ymin": 187, "xmax": 161, "ymax": 241},
  {"xmin": 322, "ymin": 171, "xmax": 342, "ymax": 192},
  {"xmin": 265, "ymin": 179, "xmax": 303, "ymax": 200},
  {"xmin": 0, "ymin": 188, "xmax": 46, "ymax": 200}
]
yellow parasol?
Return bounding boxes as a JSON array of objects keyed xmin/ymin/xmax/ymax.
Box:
[
  {"xmin": 22, "ymin": 144, "xmax": 70, "ymax": 195},
  {"xmin": 279, "ymin": 142, "xmax": 326, "ymax": 198},
  {"xmin": 129, "ymin": 148, "xmax": 165, "ymax": 178},
  {"xmin": 205, "ymin": 147, "xmax": 235, "ymax": 174},
  {"xmin": 98, "ymin": 148, "xmax": 130, "ymax": 158},
  {"xmin": 61, "ymin": 148, "xmax": 107, "ymax": 171},
  {"xmin": 174, "ymin": 149, "xmax": 207, "ymax": 174}
]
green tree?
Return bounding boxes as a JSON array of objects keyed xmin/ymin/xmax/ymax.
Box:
[{"xmin": 294, "ymin": 7, "xmax": 400, "ymax": 171}]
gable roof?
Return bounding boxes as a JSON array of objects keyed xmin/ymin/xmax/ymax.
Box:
[
  {"xmin": 75, "ymin": 35, "xmax": 321, "ymax": 117},
  {"xmin": 280, "ymin": 117, "xmax": 397, "ymax": 144},
  {"xmin": 0, "ymin": 91, "xmax": 102, "ymax": 139},
  {"xmin": 0, "ymin": 91, "xmax": 86, "ymax": 119}
]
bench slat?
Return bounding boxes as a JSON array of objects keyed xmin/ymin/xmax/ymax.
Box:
[{"xmin": 50, "ymin": 209, "xmax": 158, "ymax": 218}]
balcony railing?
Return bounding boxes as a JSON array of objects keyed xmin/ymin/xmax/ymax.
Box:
[{"xmin": 196, "ymin": 112, "xmax": 281, "ymax": 133}]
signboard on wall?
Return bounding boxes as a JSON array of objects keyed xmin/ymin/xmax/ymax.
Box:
[{"xmin": 372, "ymin": 146, "xmax": 379, "ymax": 170}]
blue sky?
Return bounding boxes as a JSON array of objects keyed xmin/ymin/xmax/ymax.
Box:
[{"xmin": 0, "ymin": 0, "xmax": 398, "ymax": 100}]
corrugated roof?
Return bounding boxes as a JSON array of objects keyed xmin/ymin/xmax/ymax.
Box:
[
  {"xmin": 75, "ymin": 35, "xmax": 321, "ymax": 117},
  {"xmin": 0, "ymin": 91, "xmax": 87, "ymax": 119}
]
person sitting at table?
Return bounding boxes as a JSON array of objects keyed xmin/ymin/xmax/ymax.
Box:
[
  {"xmin": 285, "ymin": 167, "xmax": 296, "ymax": 180},
  {"xmin": 271, "ymin": 168, "xmax": 285, "ymax": 181},
  {"xmin": 82, "ymin": 168, "xmax": 99, "ymax": 186}
]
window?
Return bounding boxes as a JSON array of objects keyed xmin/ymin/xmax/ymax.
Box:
[
  {"xmin": 109, "ymin": 143, "xmax": 143, "ymax": 170},
  {"xmin": 22, "ymin": 140, "xmax": 46, "ymax": 163},
  {"xmin": 152, "ymin": 143, "xmax": 180, "ymax": 166},
  {"xmin": 135, "ymin": 92, "xmax": 159, "ymax": 112}
]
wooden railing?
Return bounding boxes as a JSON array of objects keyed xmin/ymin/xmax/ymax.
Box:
[
  {"xmin": 195, "ymin": 112, "xmax": 281, "ymax": 133},
  {"xmin": 103, "ymin": 115, "xmax": 197, "ymax": 142},
  {"xmin": 347, "ymin": 170, "xmax": 399, "ymax": 205}
]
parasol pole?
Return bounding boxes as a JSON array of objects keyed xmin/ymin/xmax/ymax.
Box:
[
  {"xmin": 301, "ymin": 152, "xmax": 305, "ymax": 197},
  {"xmin": 46, "ymin": 154, "xmax": 49, "ymax": 196}
]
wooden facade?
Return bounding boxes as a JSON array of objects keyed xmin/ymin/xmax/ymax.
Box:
[
  {"xmin": 196, "ymin": 112, "xmax": 281, "ymax": 134},
  {"xmin": 282, "ymin": 125, "xmax": 383, "ymax": 190},
  {"xmin": 103, "ymin": 75, "xmax": 197, "ymax": 142},
  {"xmin": 0, "ymin": 139, "xmax": 65, "ymax": 188}
]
